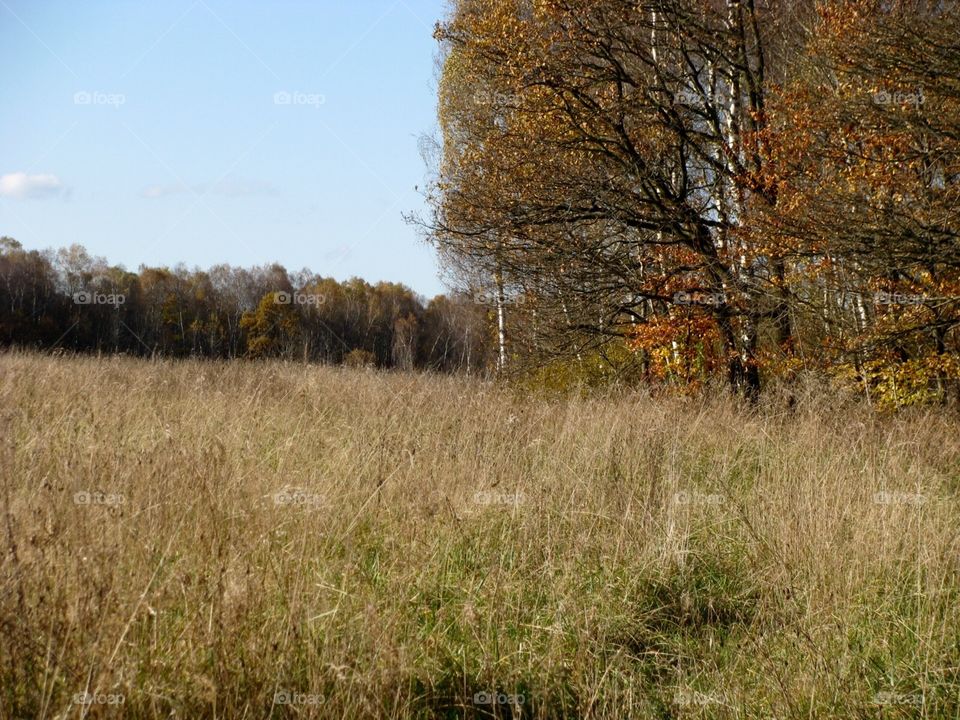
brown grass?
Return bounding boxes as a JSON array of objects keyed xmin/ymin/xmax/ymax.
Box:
[{"xmin": 2, "ymin": 351, "xmax": 959, "ymax": 718}]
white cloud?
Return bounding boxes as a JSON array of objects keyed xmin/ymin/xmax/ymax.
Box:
[
  {"xmin": 0, "ymin": 172, "xmax": 65, "ymax": 199},
  {"xmin": 141, "ymin": 178, "xmax": 277, "ymax": 199}
]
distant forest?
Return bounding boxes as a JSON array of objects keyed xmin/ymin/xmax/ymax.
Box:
[{"xmin": 0, "ymin": 237, "xmax": 493, "ymax": 372}]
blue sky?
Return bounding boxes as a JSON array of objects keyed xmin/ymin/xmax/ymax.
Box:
[{"xmin": 0, "ymin": 0, "xmax": 448, "ymax": 297}]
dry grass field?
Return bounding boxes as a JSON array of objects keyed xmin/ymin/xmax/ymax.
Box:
[{"xmin": 2, "ymin": 351, "xmax": 960, "ymax": 718}]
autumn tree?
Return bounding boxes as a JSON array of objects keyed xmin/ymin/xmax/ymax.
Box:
[
  {"xmin": 241, "ymin": 293, "xmax": 304, "ymax": 359},
  {"xmin": 760, "ymin": 0, "xmax": 960, "ymax": 404},
  {"xmin": 423, "ymin": 0, "xmax": 818, "ymax": 395}
]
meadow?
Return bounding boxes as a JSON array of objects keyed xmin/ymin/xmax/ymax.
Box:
[{"xmin": 2, "ymin": 351, "xmax": 959, "ymax": 718}]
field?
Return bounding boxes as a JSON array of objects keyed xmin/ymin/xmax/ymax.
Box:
[{"xmin": 2, "ymin": 352, "xmax": 960, "ymax": 718}]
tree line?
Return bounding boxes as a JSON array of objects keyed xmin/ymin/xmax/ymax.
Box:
[
  {"xmin": 419, "ymin": 0, "xmax": 960, "ymax": 406},
  {"xmin": 0, "ymin": 237, "xmax": 494, "ymax": 372}
]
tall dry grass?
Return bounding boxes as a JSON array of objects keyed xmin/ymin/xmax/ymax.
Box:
[{"xmin": 1, "ymin": 351, "xmax": 959, "ymax": 718}]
